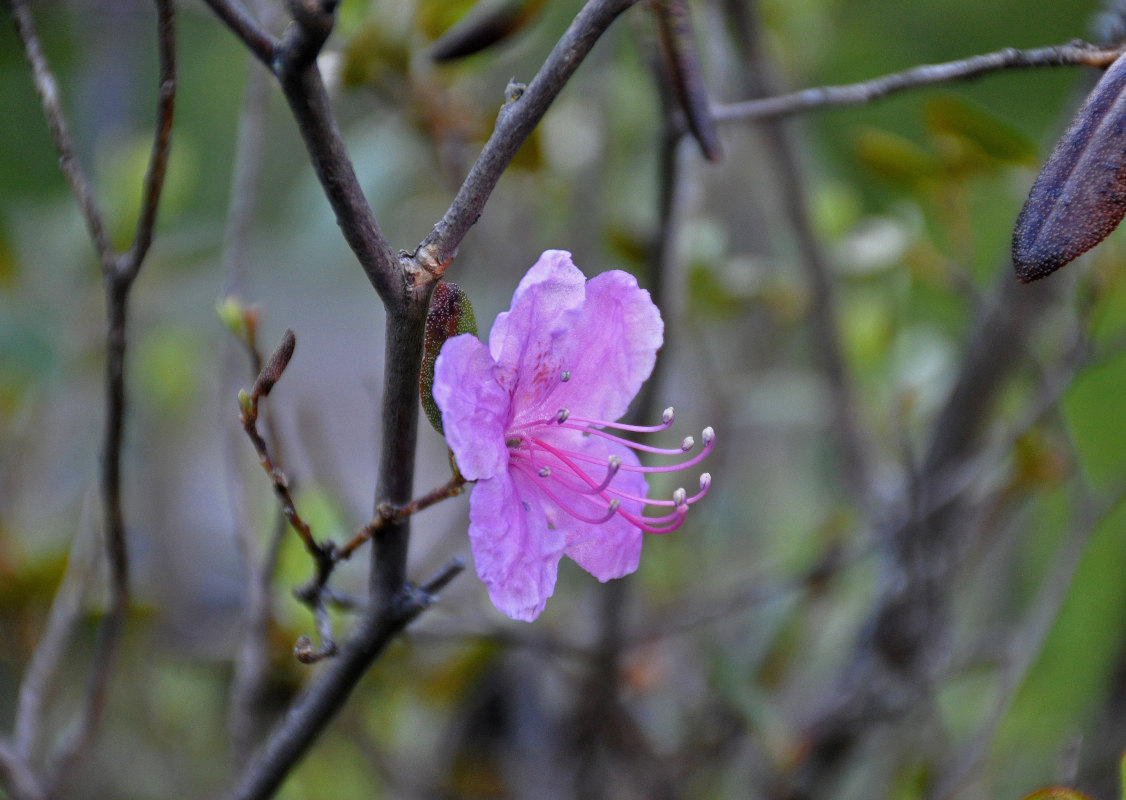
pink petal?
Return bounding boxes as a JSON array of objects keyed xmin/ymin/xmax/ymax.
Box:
[
  {"xmin": 488, "ymin": 251, "xmax": 586, "ymax": 411},
  {"xmin": 432, "ymin": 334, "xmax": 510, "ymax": 481},
  {"xmin": 468, "ymin": 470, "xmax": 567, "ymax": 622},
  {"xmin": 547, "ymin": 269, "xmax": 663, "ymax": 424}
]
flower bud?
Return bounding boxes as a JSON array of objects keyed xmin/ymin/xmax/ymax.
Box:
[{"xmin": 420, "ymin": 280, "xmax": 478, "ymax": 435}]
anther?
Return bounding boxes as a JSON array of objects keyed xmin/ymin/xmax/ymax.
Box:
[
  {"xmin": 555, "ymin": 408, "xmax": 570, "ymax": 423},
  {"xmin": 681, "ymin": 436, "xmax": 695, "ymax": 452},
  {"xmin": 561, "ymin": 370, "xmax": 571, "ymax": 382},
  {"xmin": 662, "ymin": 407, "xmax": 675, "ymax": 424},
  {"xmin": 539, "ymin": 467, "xmax": 551, "ymax": 478},
  {"xmin": 673, "ymin": 487, "xmax": 688, "ymax": 507},
  {"xmin": 702, "ymin": 427, "xmax": 715, "ymax": 445},
  {"xmin": 699, "ymin": 473, "xmax": 712, "ymax": 491}
]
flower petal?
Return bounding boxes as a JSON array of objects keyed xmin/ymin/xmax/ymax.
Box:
[
  {"xmin": 468, "ymin": 470, "xmax": 567, "ymax": 622},
  {"xmin": 488, "ymin": 250, "xmax": 586, "ymax": 412},
  {"xmin": 433, "ymin": 334, "xmax": 510, "ymax": 481},
  {"xmin": 536, "ymin": 269, "xmax": 663, "ymax": 425}
]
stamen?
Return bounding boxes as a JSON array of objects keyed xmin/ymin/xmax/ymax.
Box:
[
  {"xmin": 556, "ymin": 408, "xmax": 570, "ymax": 423},
  {"xmin": 538, "ymin": 467, "xmax": 551, "ymax": 478},
  {"xmin": 681, "ymin": 436, "xmax": 694, "ymax": 452},
  {"xmin": 662, "ymin": 407, "xmax": 674, "ymax": 424},
  {"xmin": 673, "ymin": 487, "xmax": 687, "ymax": 507},
  {"xmin": 511, "ymin": 462, "xmax": 620, "ymax": 524},
  {"xmin": 561, "ymin": 370, "xmax": 571, "ymax": 382}
]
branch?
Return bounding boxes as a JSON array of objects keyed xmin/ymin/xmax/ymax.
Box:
[
  {"xmin": 270, "ymin": 0, "xmax": 402, "ymax": 304},
  {"xmin": 222, "ymin": 560, "xmax": 463, "ymax": 800},
  {"xmin": 19, "ymin": 0, "xmax": 178, "ymax": 791},
  {"xmin": 9, "ymin": 0, "xmax": 111, "ymax": 261},
  {"xmin": 417, "ymin": 0, "xmax": 643, "ymax": 269},
  {"xmin": 722, "ymin": 0, "xmax": 874, "ymax": 507},
  {"xmin": 712, "ymin": 41, "xmax": 1124, "ymax": 123},
  {"xmin": 200, "ymin": 0, "xmax": 278, "ymax": 66}
]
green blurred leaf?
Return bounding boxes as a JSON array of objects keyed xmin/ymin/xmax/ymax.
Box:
[
  {"xmin": 851, "ymin": 126, "xmax": 943, "ymax": 190},
  {"xmin": 924, "ymin": 94, "xmax": 1037, "ymax": 166},
  {"xmin": 1021, "ymin": 789, "xmax": 1095, "ymax": 800},
  {"xmin": 1064, "ymin": 351, "xmax": 1126, "ymax": 488}
]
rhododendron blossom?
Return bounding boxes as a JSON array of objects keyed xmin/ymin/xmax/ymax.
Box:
[{"xmin": 433, "ymin": 250, "xmax": 712, "ymax": 621}]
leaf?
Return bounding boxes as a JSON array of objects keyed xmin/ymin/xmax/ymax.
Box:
[
  {"xmin": 851, "ymin": 126, "xmax": 944, "ymax": 189},
  {"xmin": 1012, "ymin": 52, "xmax": 1126, "ymax": 282},
  {"xmin": 924, "ymin": 94, "xmax": 1036, "ymax": 166},
  {"xmin": 1020, "ymin": 789, "xmax": 1095, "ymax": 800},
  {"xmin": 426, "ymin": 0, "xmax": 548, "ymax": 62}
]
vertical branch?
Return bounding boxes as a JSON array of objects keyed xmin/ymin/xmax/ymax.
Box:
[
  {"xmin": 722, "ymin": 0, "xmax": 874, "ymax": 507},
  {"xmin": 7, "ymin": 0, "xmax": 178, "ymax": 793}
]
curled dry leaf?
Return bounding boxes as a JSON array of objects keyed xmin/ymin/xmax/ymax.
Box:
[{"xmin": 1013, "ymin": 52, "xmax": 1126, "ymax": 282}]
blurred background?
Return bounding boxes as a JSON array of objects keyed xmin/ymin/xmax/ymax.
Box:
[{"xmin": 3, "ymin": 0, "xmax": 1126, "ymax": 797}]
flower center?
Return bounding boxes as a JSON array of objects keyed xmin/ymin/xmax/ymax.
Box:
[{"xmin": 505, "ymin": 372, "xmax": 713, "ymax": 535}]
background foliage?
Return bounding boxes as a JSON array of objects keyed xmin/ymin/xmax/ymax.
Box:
[{"xmin": 3, "ymin": 0, "xmax": 1126, "ymax": 798}]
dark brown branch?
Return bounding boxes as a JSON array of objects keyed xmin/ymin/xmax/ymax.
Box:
[
  {"xmin": 272, "ymin": 9, "xmax": 402, "ymax": 304},
  {"xmin": 652, "ymin": 0, "xmax": 721, "ymax": 160},
  {"xmin": 417, "ymin": 0, "xmax": 643, "ymax": 269},
  {"xmin": 713, "ymin": 41, "xmax": 1124, "ymax": 124},
  {"xmin": 200, "ymin": 0, "xmax": 278, "ymax": 66},
  {"xmin": 222, "ymin": 578, "xmax": 445, "ymax": 800}
]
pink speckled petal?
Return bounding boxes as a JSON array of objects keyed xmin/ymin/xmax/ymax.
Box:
[{"xmin": 468, "ymin": 470, "xmax": 567, "ymax": 622}]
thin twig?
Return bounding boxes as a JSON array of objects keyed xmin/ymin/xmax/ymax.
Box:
[
  {"xmin": 222, "ymin": 584, "xmax": 438, "ymax": 800},
  {"xmin": 417, "ymin": 0, "xmax": 643, "ymax": 269},
  {"xmin": 0, "ymin": 740, "xmax": 42, "ymax": 800},
  {"xmin": 334, "ymin": 475, "xmax": 467, "ymax": 561},
  {"xmin": 13, "ymin": 496, "xmax": 100, "ymax": 763},
  {"xmin": 11, "ymin": 0, "xmax": 178, "ymax": 793},
  {"xmin": 200, "ymin": 0, "xmax": 278, "ymax": 66},
  {"xmin": 723, "ymin": 0, "xmax": 874, "ymax": 507},
  {"xmin": 9, "ymin": 0, "xmax": 111, "ymax": 260},
  {"xmin": 220, "ymin": 55, "xmax": 281, "ymax": 768},
  {"xmin": 713, "ymin": 41, "xmax": 1124, "ymax": 124}
]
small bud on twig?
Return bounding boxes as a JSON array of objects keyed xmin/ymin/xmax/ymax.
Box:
[{"xmin": 251, "ymin": 329, "xmax": 296, "ymax": 400}]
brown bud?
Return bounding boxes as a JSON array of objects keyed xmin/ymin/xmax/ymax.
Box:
[{"xmin": 251, "ymin": 329, "xmax": 296, "ymax": 400}]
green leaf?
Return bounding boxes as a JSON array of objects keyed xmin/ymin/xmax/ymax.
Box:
[
  {"xmin": 851, "ymin": 126, "xmax": 943, "ymax": 190},
  {"xmin": 924, "ymin": 94, "xmax": 1036, "ymax": 166}
]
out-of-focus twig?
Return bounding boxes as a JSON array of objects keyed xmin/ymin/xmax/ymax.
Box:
[
  {"xmin": 13, "ymin": 497, "xmax": 100, "ymax": 764},
  {"xmin": 723, "ymin": 0, "xmax": 874, "ymax": 507},
  {"xmin": 9, "ymin": 0, "xmax": 177, "ymax": 795},
  {"xmin": 200, "ymin": 0, "xmax": 278, "ymax": 65},
  {"xmin": 652, "ymin": 0, "xmax": 721, "ymax": 160},
  {"xmin": 713, "ymin": 41, "xmax": 1123, "ymax": 124}
]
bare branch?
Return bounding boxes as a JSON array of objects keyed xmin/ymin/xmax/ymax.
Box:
[
  {"xmin": 0, "ymin": 741, "xmax": 42, "ymax": 800},
  {"xmin": 200, "ymin": 0, "xmax": 278, "ymax": 66},
  {"xmin": 271, "ymin": 4, "xmax": 402, "ymax": 304},
  {"xmin": 222, "ymin": 584, "xmax": 441, "ymax": 800},
  {"xmin": 713, "ymin": 41, "xmax": 1124, "ymax": 124},
  {"xmin": 10, "ymin": 0, "xmax": 111, "ymax": 261},
  {"xmin": 123, "ymin": 0, "xmax": 178, "ymax": 277},
  {"xmin": 13, "ymin": 497, "xmax": 100, "ymax": 763},
  {"xmin": 417, "ymin": 0, "xmax": 643, "ymax": 269},
  {"xmin": 722, "ymin": 0, "xmax": 874, "ymax": 507}
]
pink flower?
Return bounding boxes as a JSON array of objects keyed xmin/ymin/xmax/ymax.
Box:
[{"xmin": 433, "ymin": 251, "xmax": 712, "ymax": 621}]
